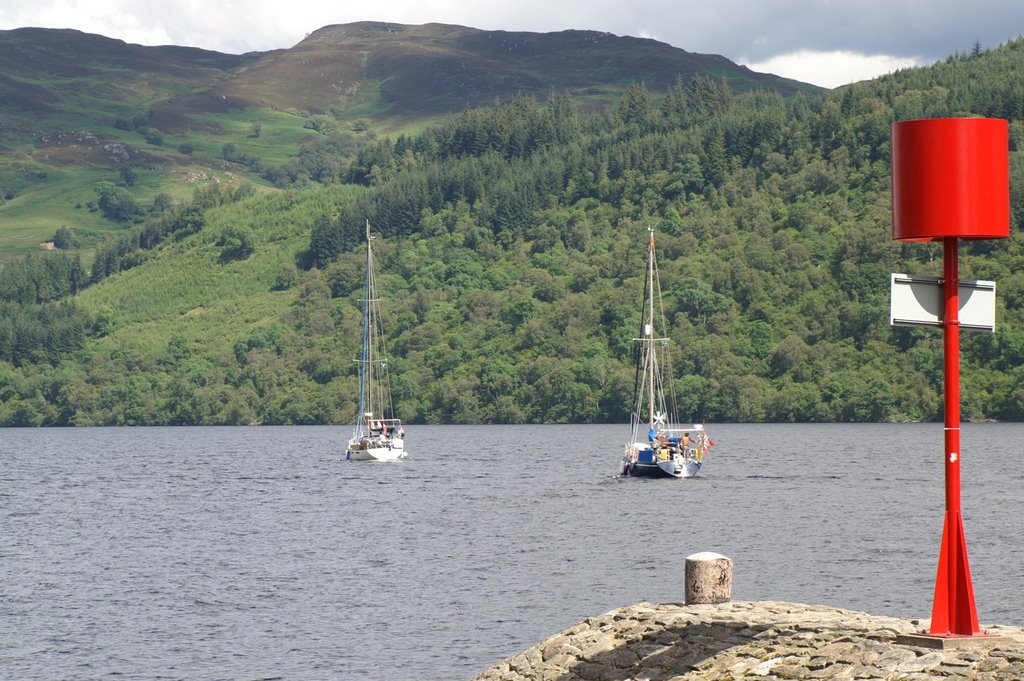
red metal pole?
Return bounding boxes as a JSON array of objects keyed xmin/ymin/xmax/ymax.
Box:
[
  {"xmin": 943, "ymin": 236, "xmax": 962, "ymax": 522},
  {"xmin": 928, "ymin": 236, "xmax": 981, "ymax": 636}
]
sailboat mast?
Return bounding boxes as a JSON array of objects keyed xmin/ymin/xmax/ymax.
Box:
[
  {"xmin": 647, "ymin": 227, "xmax": 656, "ymax": 431},
  {"xmin": 358, "ymin": 220, "xmax": 373, "ymax": 425}
]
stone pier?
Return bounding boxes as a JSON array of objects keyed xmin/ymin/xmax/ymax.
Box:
[{"xmin": 471, "ymin": 600, "xmax": 1024, "ymax": 680}]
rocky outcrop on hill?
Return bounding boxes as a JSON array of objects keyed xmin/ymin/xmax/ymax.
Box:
[{"xmin": 471, "ymin": 600, "xmax": 1024, "ymax": 680}]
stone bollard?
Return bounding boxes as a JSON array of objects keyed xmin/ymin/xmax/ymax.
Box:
[{"xmin": 685, "ymin": 552, "xmax": 733, "ymax": 604}]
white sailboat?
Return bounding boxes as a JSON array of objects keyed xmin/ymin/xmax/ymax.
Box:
[
  {"xmin": 346, "ymin": 222, "xmax": 407, "ymax": 461},
  {"xmin": 621, "ymin": 227, "xmax": 712, "ymax": 478}
]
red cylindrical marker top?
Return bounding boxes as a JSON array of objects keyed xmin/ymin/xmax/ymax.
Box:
[{"xmin": 892, "ymin": 117, "xmax": 1010, "ymax": 242}]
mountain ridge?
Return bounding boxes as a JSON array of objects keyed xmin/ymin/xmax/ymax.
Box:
[
  {"xmin": 0, "ymin": 22, "xmax": 819, "ymax": 126},
  {"xmin": 0, "ymin": 22, "xmax": 820, "ymax": 259}
]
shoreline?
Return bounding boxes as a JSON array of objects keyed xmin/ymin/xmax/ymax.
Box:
[{"xmin": 471, "ymin": 600, "xmax": 1024, "ymax": 680}]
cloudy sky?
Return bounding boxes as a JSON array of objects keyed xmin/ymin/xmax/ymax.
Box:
[{"xmin": 0, "ymin": 0, "xmax": 1021, "ymax": 88}]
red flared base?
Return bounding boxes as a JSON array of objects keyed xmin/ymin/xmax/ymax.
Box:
[{"xmin": 929, "ymin": 510, "xmax": 982, "ymax": 636}]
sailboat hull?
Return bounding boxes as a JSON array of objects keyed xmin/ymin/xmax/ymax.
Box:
[
  {"xmin": 622, "ymin": 442, "xmax": 702, "ymax": 478},
  {"xmin": 346, "ymin": 438, "xmax": 406, "ymax": 461},
  {"xmin": 622, "ymin": 458, "xmax": 701, "ymax": 478},
  {"xmin": 670, "ymin": 459, "xmax": 702, "ymax": 478}
]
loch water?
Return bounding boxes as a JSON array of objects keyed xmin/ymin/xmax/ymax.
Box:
[{"xmin": 3, "ymin": 423, "xmax": 1024, "ymax": 680}]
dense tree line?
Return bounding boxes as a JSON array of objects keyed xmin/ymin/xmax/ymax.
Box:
[
  {"xmin": 0, "ymin": 253, "xmax": 93, "ymax": 369},
  {"xmin": 297, "ymin": 39, "xmax": 1024, "ymax": 426},
  {"xmin": 0, "ymin": 252, "xmax": 85, "ymax": 304},
  {"xmin": 0, "ymin": 302, "xmax": 92, "ymax": 367}
]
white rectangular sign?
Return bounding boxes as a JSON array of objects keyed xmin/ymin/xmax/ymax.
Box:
[{"xmin": 890, "ymin": 273, "xmax": 996, "ymax": 331}]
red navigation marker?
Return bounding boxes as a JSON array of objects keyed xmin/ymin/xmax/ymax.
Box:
[{"xmin": 891, "ymin": 117, "xmax": 1009, "ymax": 637}]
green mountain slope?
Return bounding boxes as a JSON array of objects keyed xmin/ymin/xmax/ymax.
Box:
[{"xmin": 2, "ymin": 30, "xmax": 1024, "ymax": 426}]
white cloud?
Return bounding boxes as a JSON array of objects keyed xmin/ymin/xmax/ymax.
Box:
[
  {"xmin": 2, "ymin": 0, "xmax": 176, "ymax": 46},
  {"xmin": 744, "ymin": 50, "xmax": 922, "ymax": 89}
]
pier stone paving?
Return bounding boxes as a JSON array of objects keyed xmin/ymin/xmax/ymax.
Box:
[{"xmin": 471, "ymin": 600, "xmax": 1024, "ymax": 680}]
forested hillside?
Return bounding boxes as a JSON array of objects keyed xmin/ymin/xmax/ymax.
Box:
[{"xmin": 2, "ymin": 39, "xmax": 1024, "ymax": 426}]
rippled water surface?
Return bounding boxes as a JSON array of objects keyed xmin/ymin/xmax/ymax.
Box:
[{"xmin": 3, "ymin": 424, "xmax": 1024, "ymax": 680}]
